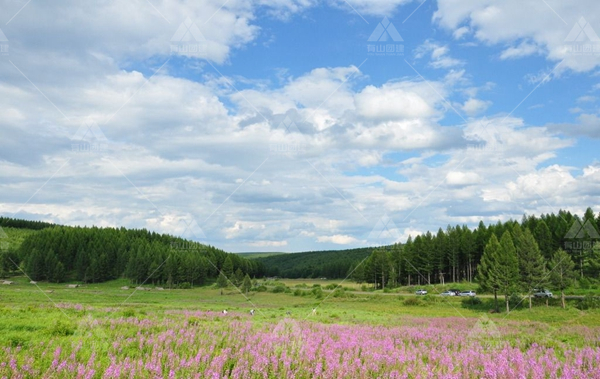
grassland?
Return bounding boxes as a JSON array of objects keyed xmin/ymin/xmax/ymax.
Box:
[{"xmin": 1, "ymin": 276, "xmax": 600, "ymax": 377}]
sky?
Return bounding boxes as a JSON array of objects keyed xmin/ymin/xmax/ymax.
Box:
[{"xmin": 0, "ymin": 0, "xmax": 599, "ymax": 253}]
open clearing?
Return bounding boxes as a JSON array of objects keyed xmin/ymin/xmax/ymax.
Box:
[{"xmin": 1, "ymin": 277, "xmax": 600, "ymax": 377}]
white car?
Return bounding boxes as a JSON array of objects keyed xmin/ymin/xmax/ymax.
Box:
[
  {"xmin": 415, "ymin": 289, "xmax": 428, "ymax": 295},
  {"xmin": 440, "ymin": 291, "xmax": 455, "ymax": 296},
  {"xmin": 459, "ymin": 290, "xmax": 476, "ymax": 297},
  {"xmin": 533, "ymin": 289, "xmax": 553, "ymax": 298}
]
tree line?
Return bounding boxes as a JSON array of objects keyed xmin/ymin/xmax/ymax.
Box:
[
  {"xmin": 0, "ymin": 217, "xmax": 55, "ymax": 230},
  {"xmin": 11, "ymin": 224, "xmax": 264, "ymax": 286},
  {"xmin": 354, "ymin": 208, "xmax": 600, "ymax": 300},
  {"xmin": 259, "ymin": 247, "xmax": 374, "ymax": 279}
]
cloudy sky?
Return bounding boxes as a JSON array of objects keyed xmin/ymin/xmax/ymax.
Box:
[{"xmin": 0, "ymin": 0, "xmax": 599, "ymax": 252}]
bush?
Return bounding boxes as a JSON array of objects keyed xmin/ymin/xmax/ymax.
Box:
[
  {"xmin": 579, "ymin": 277, "xmax": 592, "ymax": 290},
  {"xmin": 509, "ymin": 294, "xmax": 524, "ymax": 309},
  {"xmin": 293, "ymin": 289, "xmax": 303, "ymax": 296},
  {"xmin": 271, "ymin": 286, "xmax": 286, "ymax": 293},
  {"xmin": 403, "ymin": 297, "xmax": 422, "ymax": 306},
  {"xmin": 324, "ymin": 283, "xmax": 338, "ymax": 290},
  {"xmin": 461, "ymin": 297, "xmax": 482, "ymax": 307},
  {"xmin": 332, "ymin": 288, "xmax": 346, "ymax": 298},
  {"xmin": 49, "ymin": 320, "xmax": 75, "ymax": 337},
  {"xmin": 178, "ymin": 282, "xmax": 191, "ymax": 289},
  {"xmin": 312, "ymin": 287, "xmax": 324, "ymax": 299},
  {"xmin": 577, "ymin": 294, "xmax": 600, "ymax": 310},
  {"xmin": 254, "ymin": 285, "xmax": 267, "ymax": 292}
]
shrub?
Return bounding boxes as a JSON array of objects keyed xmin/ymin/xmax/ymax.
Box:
[
  {"xmin": 255, "ymin": 285, "xmax": 267, "ymax": 292},
  {"xmin": 178, "ymin": 282, "xmax": 191, "ymax": 289},
  {"xmin": 403, "ymin": 297, "xmax": 422, "ymax": 306},
  {"xmin": 293, "ymin": 289, "xmax": 303, "ymax": 296},
  {"xmin": 577, "ymin": 294, "xmax": 600, "ymax": 310},
  {"xmin": 332, "ymin": 288, "xmax": 346, "ymax": 298},
  {"xmin": 49, "ymin": 320, "xmax": 75, "ymax": 337},
  {"xmin": 272, "ymin": 286, "xmax": 286, "ymax": 293},
  {"xmin": 324, "ymin": 284, "xmax": 338, "ymax": 290},
  {"xmin": 312, "ymin": 287, "xmax": 324, "ymax": 299},
  {"xmin": 509, "ymin": 294, "xmax": 524, "ymax": 309},
  {"xmin": 461, "ymin": 297, "xmax": 482, "ymax": 307}
]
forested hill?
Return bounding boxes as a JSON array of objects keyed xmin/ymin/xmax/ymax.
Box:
[
  {"xmin": 257, "ymin": 247, "xmax": 379, "ymax": 279},
  {"xmin": 0, "ymin": 217, "xmax": 263, "ymax": 286},
  {"xmin": 0, "ymin": 217, "xmax": 55, "ymax": 230}
]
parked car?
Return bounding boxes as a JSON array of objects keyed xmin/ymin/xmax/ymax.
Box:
[
  {"xmin": 448, "ymin": 289, "xmax": 461, "ymax": 296},
  {"xmin": 440, "ymin": 291, "xmax": 455, "ymax": 296},
  {"xmin": 533, "ymin": 289, "xmax": 553, "ymax": 298},
  {"xmin": 459, "ymin": 290, "xmax": 476, "ymax": 297},
  {"xmin": 415, "ymin": 289, "xmax": 428, "ymax": 295}
]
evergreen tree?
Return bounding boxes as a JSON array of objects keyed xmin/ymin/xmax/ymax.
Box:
[
  {"xmin": 222, "ymin": 256, "xmax": 234, "ymax": 280},
  {"xmin": 549, "ymin": 248, "xmax": 576, "ymax": 309},
  {"xmin": 516, "ymin": 228, "xmax": 546, "ymax": 309},
  {"xmin": 216, "ymin": 272, "xmax": 228, "ymax": 295},
  {"xmin": 534, "ymin": 220, "xmax": 553, "ymax": 260},
  {"xmin": 234, "ymin": 268, "xmax": 244, "ymax": 287},
  {"xmin": 494, "ymin": 232, "xmax": 520, "ymax": 313},
  {"xmin": 242, "ymin": 274, "xmax": 252, "ymax": 294},
  {"xmin": 476, "ymin": 234, "xmax": 501, "ymax": 311}
]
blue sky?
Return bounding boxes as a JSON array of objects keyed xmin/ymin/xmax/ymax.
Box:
[{"xmin": 0, "ymin": 0, "xmax": 599, "ymax": 252}]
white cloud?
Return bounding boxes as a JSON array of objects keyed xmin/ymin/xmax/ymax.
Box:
[
  {"xmin": 333, "ymin": 0, "xmax": 415, "ymax": 17},
  {"xmin": 453, "ymin": 26, "xmax": 470, "ymax": 39},
  {"xmin": 445, "ymin": 171, "xmax": 482, "ymax": 186},
  {"xmin": 500, "ymin": 41, "xmax": 543, "ymax": 60},
  {"xmin": 354, "ymin": 83, "xmax": 437, "ymax": 120},
  {"xmin": 577, "ymin": 95, "xmax": 597, "ymax": 103},
  {"xmin": 415, "ymin": 40, "xmax": 464, "ymax": 69},
  {"xmin": 434, "ymin": 0, "xmax": 600, "ymax": 73},
  {"xmin": 317, "ymin": 234, "xmax": 359, "ymax": 244},
  {"xmin": 461, "ymin": 98, "xmax": 491, "ymax": 116}
]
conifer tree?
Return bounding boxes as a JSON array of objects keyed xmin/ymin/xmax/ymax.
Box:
[
  {"xmin": 476, "ymin": 234, "xmax": 501, "ymax": 311},
  {"xmin": 494, "ymin": 232, "xmax": 520, "ymax": 313},
  {"xmin": 549, "ymin": 248, "xmax": 576, "ymax": 309}
]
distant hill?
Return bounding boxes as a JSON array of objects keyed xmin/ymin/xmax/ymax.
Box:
[
  {"xmin": 258, "ymin": 247, "xmax": 383, "ymax": 279},
  {"xmin": 0, "ymin": 217, "xmax": 263, "ymax": 284},
  {"xmin": 236, "ymin": 252, "xmax": 287, "ymax": 259}
]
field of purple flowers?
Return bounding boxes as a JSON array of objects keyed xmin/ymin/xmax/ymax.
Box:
[{"xmin": 2, "ymin": 309, "xmax": 600, "ymax": 379}]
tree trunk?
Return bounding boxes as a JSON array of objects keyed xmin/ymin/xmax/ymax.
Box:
[
  {"xmin": 494, "ymin": 290, "xmax": 498, "ymax": 312},
  {"xmin": 505, "ymin": 295, "xmax": 510, "ymax": 313},
  {"xmin": 561, "ymin": 291, "xmax": 566, "ymax": 309},
  {"xmin": 528, "ymin": 294, "xmax": 532, "ymax": 310}
]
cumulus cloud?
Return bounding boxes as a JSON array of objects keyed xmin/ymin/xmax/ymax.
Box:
[
  {"xmin": 317, "ymin": 234, "xmax": 360, "ymax": 244},
  {"xmin": 414, "ymin": 40, "xmax": 464, "ymax": 69},
  {"xmin": 434, "ymin": 0, "xmax": 600, "ymax": 74},
  {"xmin": 461, "ymin": 98, "xmax": 491, "ymax": 116},
  {"xmin": 0, "ymin": 0, "xmax": 597, "ymax": 253}
]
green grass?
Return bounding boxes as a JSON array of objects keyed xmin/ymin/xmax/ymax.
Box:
[{"xmin": 1, "ymin": 277, "xmax": 599, "ymax": 335}]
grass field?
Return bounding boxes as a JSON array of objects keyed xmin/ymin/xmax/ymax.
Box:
[{"xmin": 1, "ymin": 275, "xmax": 600, "ymax": 377}]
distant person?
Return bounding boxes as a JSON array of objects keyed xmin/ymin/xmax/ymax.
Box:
[
  {"xmin": 250, "ymin": 309, "xmax": 255, "ymax": 316},
  {"xmin": 222, "ymin": 310, "xmax": 228, "ymax": 315}
]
